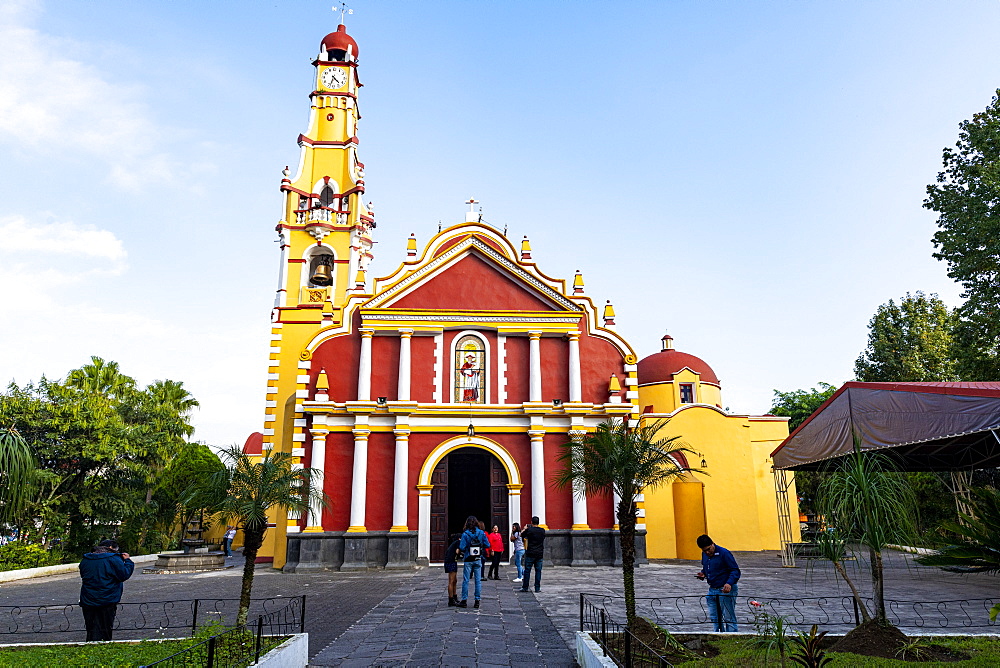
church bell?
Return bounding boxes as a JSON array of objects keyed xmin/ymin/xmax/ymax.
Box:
[{"xmin": 310, "ymin": 257, "xmax": 334, "ymax": 286}]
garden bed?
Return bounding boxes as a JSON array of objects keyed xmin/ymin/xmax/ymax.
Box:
[
  {"xmin": 0, "ymin": 638, "xmax": 194, "ymax": 667},
  {"xmin": 586, "ymin": 624, "xmax": 1000, "ymax": 666}
]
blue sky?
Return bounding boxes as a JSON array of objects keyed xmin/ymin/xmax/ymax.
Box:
[{"xmin": 1, "ymin": 0, "xmax": 996, "ymax": 445}]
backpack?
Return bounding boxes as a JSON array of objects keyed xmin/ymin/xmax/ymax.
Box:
[{"xmin": 464, "ymin": 530, "xmax": 483, "ymax": 562}]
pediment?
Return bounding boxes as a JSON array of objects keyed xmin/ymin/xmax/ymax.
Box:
[{"xmin": 365, "ymin": 236, "xmax": 580, "ymax": 312}]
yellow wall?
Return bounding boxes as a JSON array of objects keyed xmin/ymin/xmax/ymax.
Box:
[{"xmin": 638, "ymin": 391, "xmax": 796, "ymax": 559}]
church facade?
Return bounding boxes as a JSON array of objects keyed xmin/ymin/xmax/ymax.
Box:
[{"xmin": 252, "ymin": 24, "xmax": 796, "ymax": 571}]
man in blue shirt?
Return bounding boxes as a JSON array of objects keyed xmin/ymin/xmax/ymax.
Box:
[
  {"xmin": 695, "ymin": 534, "xmax": 740, "ymax": 632},
  {"xmin": 79, "ymin": 539, "xmax": 134, "ymax": 640},
  {"xmin": 458, "ymin": 516, "xmax": 489, "ymax": 609}
]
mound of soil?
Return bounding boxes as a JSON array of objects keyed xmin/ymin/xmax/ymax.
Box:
[
  {"xmin": 829, "ymin": 620, "xmax": 966, "ymax": 662},
  {"xmin": 620, "ymin": 618, "xmax": 719, "ymax": 664}
]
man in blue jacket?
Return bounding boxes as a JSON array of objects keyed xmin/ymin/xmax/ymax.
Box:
[
  {"xmin": 79, "ymin": 539, "xmax": 134, "ymax": 640},
  {"xmin": 695, "ymin": 534, "xmax": 741, "ymax": 632},
  {"xmin": 458, "ymin": 515, "xmax": 489, "ymax": 609}
]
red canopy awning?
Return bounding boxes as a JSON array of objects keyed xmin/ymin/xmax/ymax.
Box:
[{"xmin": 771, "ymin": 382, "xmax": 1000, "ymax": 471}]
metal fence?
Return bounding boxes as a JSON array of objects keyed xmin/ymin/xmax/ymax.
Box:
[
  {"xmin": 139, "ymin": 600, "xmax": 304, "ymax": 668},
  {"xmin": 0, "ymin": 596, "xmax": 304, "ymax": 639},
  {"xmin": 580, "ymin": 594, "xmax": 673, "ymax": 668},
  {"xmin": 581, "ymin": 592, "xmax": 1000, "ymax": 637}
]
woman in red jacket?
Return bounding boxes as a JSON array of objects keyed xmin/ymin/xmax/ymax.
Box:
[{"xmin": 486, "ymin": 525, "xmax": 504, "ymax": 580}]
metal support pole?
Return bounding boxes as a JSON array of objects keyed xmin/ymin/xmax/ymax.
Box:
[
  {"xmin": 255, "ymin": 616, "xmax": 264, "ymax": 662},
  {"xmin": 207, "ymin": 635, "xmax": 216, "ymax": 668},
  {"xmin": 714, "ymin": 594, "xmax": 724, "ymax": 632},
  {"xmin": 191, "ymin": 599, "xmax": 200, "ymax": 636},
  {"xmin": 852, "ymin": 597, "xmax": 860, "ymax": 626},
  {"xmin": 624, "ymin": 626, "xmax": 633, "ymax": 668},
  {"xmin": 579, "ymin": 593, "xmax": 584, "ymax": 631},
  {"xmin": 300, "ymin": 594, "xmax": 307, "ymax": 634},
  {"xmin": 600, "ymin": 609, "xmax": 607, "ymax": 657}
]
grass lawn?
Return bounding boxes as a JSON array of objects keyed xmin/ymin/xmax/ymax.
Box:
[
  {"xmin": 672, "ymin": 635, "xmax": 1000, "ymax": 667},
  {"xmin": 0, "ymin": 639, "xmax": 195, "ymax": 667}
]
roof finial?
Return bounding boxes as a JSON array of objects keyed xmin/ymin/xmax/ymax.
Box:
[{"xmin": 335, "ymin": 2, "xmax": 353, "ymax": 25}]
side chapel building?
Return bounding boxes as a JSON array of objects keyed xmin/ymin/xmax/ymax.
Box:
[{"xmin": 249, "ymin": 24, "xmax": 797, "ymax": 571}]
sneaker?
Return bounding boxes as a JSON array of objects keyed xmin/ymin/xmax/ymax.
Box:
[
  {"xmin": 513, "ymin": 578, "xmax": 522, "ymax": 582},
  {"xmin": 448, "ymin": 597, "xmax": 457, "ymax": 607},
  {"xmin": 519, "ymin": 588, "xmax": 529, "ymax": 592},
  {"xmin": 474, "ymin": 600, "xmax": 480, "ymax": 609},
  {"xmin": 457, "ymin": 600, "xmax": 468, "ymax": 608},
  {"xmin": 534, "ymin": 589, "xmax": 540, "ymax": 593}
]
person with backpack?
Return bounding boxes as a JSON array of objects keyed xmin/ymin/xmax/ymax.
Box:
[
  {"xmin": 510, "ymin": 522, "xmax": 525, "ymax": 582},
  {"xmin": 458, "ymin": 515, "xmax": 488, "ymax": 609}
]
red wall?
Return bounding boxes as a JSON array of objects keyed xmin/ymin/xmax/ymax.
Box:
[
  {"xmin": 579, "ymin": 323, "xmax": 626, "ymax": 404},
  {"xmin": 365, "ymin": 431, "xmax": 395, "ymax": 530},
  {"xmin": 540, "ymin": 337, "xmax": 569, "ymax": 402},
  {"xmin": 504, "ymin": 336, "xmax": 530, "ymax": 403},
  {"xmin": 313, "ymin": 332, "xmax": 360, "ymax": 402},
  {"xmin": 543, "ymin": 432, "xmax": 572, "ymax": 529},
  {"xmin": 320, "ymin": 431, "xmax": 355, "ymax": 530},
  {"xmin": 370, "ymin": 335, "xmax": 400, "ymax": 401},
  {"xmin": 392, "ymin": 254, "xmax": 556, "ymax": 311},
  {"xmin": 410, "ymin": 336, "xmax": 436, "ymax": 402}
]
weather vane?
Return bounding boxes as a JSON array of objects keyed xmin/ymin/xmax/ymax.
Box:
[{"xmin": 334, "ymin": 2, "xmax": 353, "ymax": 24}]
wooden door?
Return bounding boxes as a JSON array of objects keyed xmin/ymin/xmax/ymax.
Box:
[
  {"xmin": 489, "ymin": 457, "xmax": 509, "ymax": 558},
  {"xmin": 430, "ymin": 458, "xmax": 448, "ymax": 562}
]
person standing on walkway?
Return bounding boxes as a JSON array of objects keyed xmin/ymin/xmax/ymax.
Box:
[
  {"xmin": 444, "ymin": 532, "xmax": 462, "ymax": 606},
  {"xmin": 223, "ymin": 525, "xmax": 237, "ymax": 558},
  {"xmin": 695, "ymin": 534, "xmax": 741, "ymax": 632},
  {"xmin": 519, "ymin": 516, "xmax": 545, "ymax": 593},
  {"xmin": 459, "ymin": 516, "xmax": 488, "ymax": 609},
  {"xmin": 79, "ymin": 539, "xmax": 134, "ymax": 641},
  {"xmin": 486, "ymin": 525, "xmax": 504, "ymax": 580},
  {"xmin": 510, "ymin": 522, "xmax": 525, "ymax": 583}
]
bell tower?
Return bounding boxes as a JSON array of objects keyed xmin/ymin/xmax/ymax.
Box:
[
  {"xmin": 276, "ymin": 23, "xmax": 374, "ymax": 317},
  {"xmin": 260, "ymin": 22, "xmax": 374, "ymax": 561}
]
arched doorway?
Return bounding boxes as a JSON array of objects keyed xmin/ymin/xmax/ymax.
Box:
[{"xmin": 429, "ymin": 447, "xmax": 509, "ymax": 562}]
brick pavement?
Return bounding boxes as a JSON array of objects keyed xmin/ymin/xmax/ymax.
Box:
[{"xmin": 310, "ymin": 569, "xmax": 575, "ymax": 667}]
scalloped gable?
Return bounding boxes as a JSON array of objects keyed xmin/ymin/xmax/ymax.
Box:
[{"xmin": 365, "ymin": 236, "xmax": 581, "ymax": 312}]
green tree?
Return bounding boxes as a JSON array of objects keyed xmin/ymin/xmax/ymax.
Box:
[
  {"xmin": 553, "ymin": 418, "xmax": 696, "ymax": 627},
  {"xmin": 854, "ymin": 292, "xmax": 959, "ymax": 382},
  {"xmin": 924, "ymin": 90, "xmax": 1000, "ymax": 379},
  {"xmin": 192, "ymin": 445, "xmax": 325, "ymax": 626},
  {"xmin": 817, "ymin": 446, "xmax": 919, "ymax": 626},
  {"xmin": 915, "ymin": 486, "xmax": 1000, "ymax": 620},
  {"xmin": 769, "ymin": 383, "xmax": 839, "ymax": 515}
]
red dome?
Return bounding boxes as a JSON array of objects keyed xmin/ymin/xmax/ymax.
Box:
[
  {"xmin": 320, "ymin": 24, "xmax": 359, "ymax": 59},
  {"xmin": 637, "ymin": 349, "xmax": 720, "ymax": 386}
]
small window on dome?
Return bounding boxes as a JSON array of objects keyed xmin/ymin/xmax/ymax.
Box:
[{"xmin": 679, "ymin": 383, "xmax": 695, "ymax": 404}]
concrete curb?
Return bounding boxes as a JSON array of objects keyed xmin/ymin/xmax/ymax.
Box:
[
  {"xmin": 576, "ymin": 631, "xmax": 617, "ymax": 668},
  {"xmin": 0, "ymin": 554, "xmax": 159, "ymax": 583}
]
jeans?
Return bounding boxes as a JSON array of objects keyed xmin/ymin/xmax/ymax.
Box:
[
  {"xmin": 521, "ymin": 555, "xmax": 542, "ymax": 591},
  {"xmin": 513, "ymin": 549, "xmax": 525, "ymax": 579},
  {"xmin": 706, "ymin": 584, "xmax": 738, "ymax": 632},
  {"xmin": 223, "ymin": 538, "xmax": 233, "ymax": 557},
  {"xmin": 82, "ymin": 603, "xmax": 117, "ymax": 641},
  {"xmin": 461, "ymin": 560, "xmax": 482, "ymax": 601}
]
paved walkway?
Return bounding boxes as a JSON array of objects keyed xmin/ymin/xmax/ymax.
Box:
[
  {"xmin": 3, "ymin": 548, "xmax": 998, "ymax": 665},
  {"xmin": 311, "ymin": 572, "xmax": 574, "ymax": 667}
]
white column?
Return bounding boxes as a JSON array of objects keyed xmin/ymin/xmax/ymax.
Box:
[
  {"xmin": 417, "ymin": 485, "xmax": 433, "ymax": 560},
  {"xmin": 569, "ymin": 429, "xmax": 590, "ymax": 529},
  {"xmin": 528, "ymin": 332, "xmax": 542, "ymax": 402},
  {"xmin": 347, "ymin": 428, "xmax": 370, "ymax": 531},
  {"xmin": 391, "ymin": 428, "xmax": 410, "ymax": 531},
  {"xmin": 529, "ymin": 430, "xmax": 546, "ymax": 526},
  {"xmin": 357, "ymin": 329, "xmax": 374, "ymax": 401},
  {"xmin": 568, "ymin": 331, "xmax": 582, "ymax": 403},
  {"xmin": 304, "ymin": 428, "xmax": 328, "ymax": 531},
  {"xmin": 397, "ymin": 329, "xmax": 413, "ymax": 401},
  {"xmin": 509, "ymin": 484, "xmax": 523, "ymax": 528}
]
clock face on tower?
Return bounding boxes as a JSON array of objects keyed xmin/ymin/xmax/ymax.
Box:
[{"xmin": 321, "ymin": 66, "xmax": 347, "ymax": 90}]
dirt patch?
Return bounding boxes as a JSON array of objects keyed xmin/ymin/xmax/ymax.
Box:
[
  {"xmin": 829, "ymin": 620, "xmax": 967, "ymax": 662},
  {"xmin": 596, "ymin": 619, "xmax": 719, "ymax": 665}
]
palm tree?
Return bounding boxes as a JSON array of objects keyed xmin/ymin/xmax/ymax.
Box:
[
  {"xmin": 191, "ymin": 445, "xmax": 326, "ymax": 626},
  {"xmin": 0, "ymin": 427, "xmax": 35, "ymax": 523},
  {"xmin": 816, "ymin": 446, "xmax": 918, "ymax": 626},
  {"xmin": 553, "ymin": 418, "xmax": 696, "ymax": 626},
  {"xmin": 66, "ymin": 356, "xmax": 136, "ymax": 398},
  {"xmin": 915, "ymin": 486, "xmax": 1000, "ymax": 620}
]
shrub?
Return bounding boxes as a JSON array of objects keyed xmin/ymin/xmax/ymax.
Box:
[{"xmin": 0, "ymin": 541, "xmax": 61, "ymax": 571}]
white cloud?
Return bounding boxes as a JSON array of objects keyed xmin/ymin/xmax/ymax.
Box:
[
  {"xmin": 0, "ymin": 214, "xmax": 126, "ymax": 261},
  {"xmin": 0, "ymin": 0, "xmax": 181, "ymax": 188}
]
